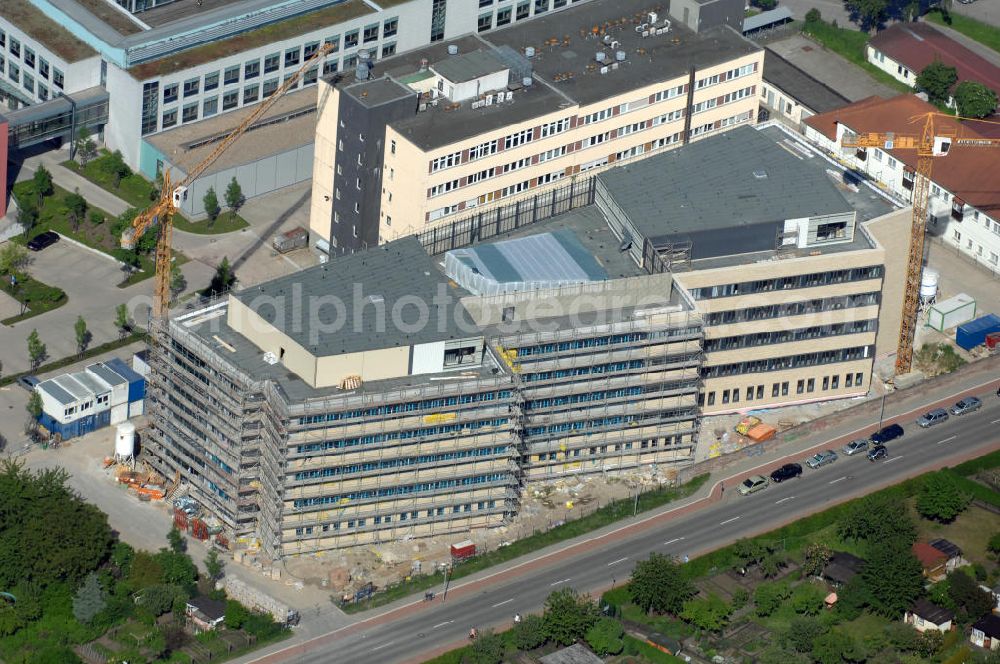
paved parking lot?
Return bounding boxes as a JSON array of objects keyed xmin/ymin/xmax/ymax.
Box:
[
  {"xmin": 766, "ymin": 34, "xmax": 901, "ymax": 101},
  {"xmin": 949, "ymin": 0, "xmax": 1000, "ymax": 28}
]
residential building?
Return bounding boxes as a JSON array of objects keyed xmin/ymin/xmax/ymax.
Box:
[
  {"xmin": 912, "ymin": 541, "xmax": 949, "ymax": 582},
  {"xmin": 1, "ymin": 0, "xmax": 604, "ymax": 172},
  {"xmin": 309, "ymin": 0, "xmax": 764, "ymax": 255},
  {"xmin": 759, "ymin": 50, "xmax": 849, "ymax": 130},
  {"xmin": 929, "ymin": 538, "xmax": 967, "ymax": 574},
  {"xmin": 822, "ymin": 551, "xmax": 866, "ymax": 587},
  {"xmin": 144, "ymin": 124, "xmax": 908, "ymax": 557},
  {"xmin": 904, "ymin": 599, "xmax": 954, "ymax": 634},
  {"xmin": 866, "ymin": 22, "xmax": 1000, "ymax": 96},
  {"xmin": 972, "ymin": 614, "xmax": 1000, "ymax": 651},
  {"xmin": 185, "ymin": 597, "xmax": 226, "ymax": 633},
  {"xmin": 804, "ymin": 94, "xmax": 1000, "ymax": 272}
]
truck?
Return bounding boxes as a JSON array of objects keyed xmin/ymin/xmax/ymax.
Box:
[{"xmin": 223, "ymin": 576, "xmax": 300, "ymax": 626}]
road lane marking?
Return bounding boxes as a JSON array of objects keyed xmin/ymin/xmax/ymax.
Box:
[
  {"xmin": 372, "ymin": 642, "xmax": 395, "ymax": 651},
  {"xmin": 829, "ymin": 476, "xmax": 848, "ymax": 484},
  {"xmin": 775, "ymin": 496, "xmax": 795, "ymax": 504},
  {"xmin": 719, "ymin": 516, "xmax": 741, "ymax": 526},
  {"xmin": 992, "ymin": 418, "xmax": 1000, "ymax": 424},
  {"xmin": 884, "ymin": 456, "xmax": 902, "ymax": 464},
  {"xmin": 664, "ymin": 537, "xmax": 685, "ymax": 545},
  {"xmin": 936, "ymin": 436, "xmax": 957, "ymax": 445},
  {"xmin": 550, "ymin": 578, "xmax": 571, "ymax": 586},
  {"xmin": 432, "ymin": 620, "xmax": 454, "ymax": 629},
  {"xmin": 491, "ymin": 599, "xmax": 514, "ymax": 608},
  {"xmin": 607, "ymin": 557, "xmax": 628, "ymax": 566}
]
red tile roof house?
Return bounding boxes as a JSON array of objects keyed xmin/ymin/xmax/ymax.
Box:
[
  {"xmin": 912, "ymin": 542, "xmax": 949, "ymax": 582},
  {"xmin": 865, "ymin": 22, "xmax": 1000, "ymax": 102},
  {"xmin": 803, "ymin": 94, "xmax": 1000, "ymax": 270}
]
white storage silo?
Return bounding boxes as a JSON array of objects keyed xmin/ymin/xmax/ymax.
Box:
[
  {"xmin": 114, "ymin": 421, "xmax": 136, "ymax": 465},
  {"xmin": 920, "ymin": 268, "xmax": 939, "ymax": 303}
]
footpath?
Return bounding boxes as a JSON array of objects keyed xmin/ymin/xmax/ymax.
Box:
[{"xmin": 234, "ymin": 355, "xmax": 1000, "ymax": 664}]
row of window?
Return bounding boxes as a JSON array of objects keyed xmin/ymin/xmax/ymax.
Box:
[
  {"xmin": 0, "ymin": 28, "xmax": 64, "ymax": 92},
  {"xmin": 689, "ymin": 266, "xmax": 883, "ymax": 300},
  {"xmin": 476, "ymin": 0, "xmax": 576, "ymax": 32},
  {"xmin": 695, "ymin": 62, "xmax": 756, "ymax": 90},
  {"xmin": 291, "ymin": 446, "xmax": 508, "ymax": 481},
  {"xmin": 292, "ymin": 500, "xmax": 499, "ymax": 536},
  {"xmin": 292, "ymin": 473, "xmax": 508, "ymax": 507},
  {"xmin": 293, "ymin": 418, "xmax": 510, "ymax": 455},
  {"xmin": 295, "ymin": 390, "xmax": 512, "ymax": 425},
  {"xmin": 525, "ymin": 407, "xmax": 693, "ymax": 437},
  {"xmin": 702, "ymin": 291, "xmax": 880, "ymax": 326},
  {"xmin": 701, "ymin": 345, "xmax": 871, "ymax": 379},
  {"xmin": 703, "ymin": 371, "xmax": 866, "ymax": 407},
  {"xmin": 532, "ymin": 435, "xmax": 689, "ymax": 461},
  {"xmin": 703, "ymin": 319, "xmax": 878, "ymax": 353}
]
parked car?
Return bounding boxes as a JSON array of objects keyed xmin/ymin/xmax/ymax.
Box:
[
  {"xmin": 867, "ymin": 444, "xmax": 888, "ymax": 462},
  {"xmin": 737, "ymin": 475, "xmax": 770, "ymax": 496},
  {"xmin": 916, "ymin": 408, "xmax": 949, "ymax": 428},
  {"xmin": 27, "ymin": 231, "xmax": 59, "ymax": 251},
  {"xmin": 805, "ymin": 450, "xmax": 838, "ymax": 469},
  {"xmin": 870, "ymin": 423, "xmax": 904, "ymax": 444},
  {"xmin": 770, "ymin": 463, "xmax": 803, "ymax": 483},
  {"xmin": 842, "ymin": 439, "xmax": 869, "ymax": 456},
  {"xmin": 950, "ymin": 397, "xmax": 982, "ymax": 416},
  {"xmin": 16, "ymin": 375, "xmax": 40, "ymax": 391}
]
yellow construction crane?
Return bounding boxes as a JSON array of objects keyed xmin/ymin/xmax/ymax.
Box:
[
  {"xmin": 839, "ymin": 112, "xmax": 1000, "ymax": 375},
  {"xmin": 123, "ymin": 42, "xmax": 334, "ymax": 318}
]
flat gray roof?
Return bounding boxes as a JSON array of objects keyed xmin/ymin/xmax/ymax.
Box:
[
  {"xmin": 87, "ymin": 363, "xmax": 128, "ymax": 386},
  {"xmin": 597, "ymin": 125, "xmax": 854, "ymax": 241},
  {"xmin": 342, "ymin": 76, "xmax": 416, "ymax": 109},
  {"xmin": 38, "ymin": 379, "xmax": 75, "ymax": 406},
  {"xmin": 431, "ymin": 50, "xmax": 507, "ymax": 84},
  {"xmin": 232, "ymin": 236, "xmax": 479, "ymax": 356},
  {"xmin": 762, "ymin": 50, "xmax": 849, "ymax": 114},
  {"xmin": 743, "ymin": 6, "xmax": 792, "ymax": 32}
]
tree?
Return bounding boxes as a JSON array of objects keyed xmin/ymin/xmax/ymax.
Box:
[
  {"xmin": 805, "ymin": 8, "xmax": 822, "ymax": 23},
  {"xmin": 115, "ymin": 303, "xmax": 131, "ymax": 339},
  {"xmin": 204, "ymin": 256, "xmax": 236, "ymax": 297},
  {"xmin": 790, "ymin": 581, "xmax": 827, "ymax": 616},
  {"xmin": 64, "ymin": 190, "xmax": 88, "ymax": 231},
  {"xmin": 106, "ymin": 150, "xmax": 132, "ymax": 188},
  {"xmin": 511, "ymin": 613, "xmax": 547, "ymax": 651},
  {"xmin": 72, "ymin": 572, "xmax": 107, "ymax": 624},
  {"xmin": 31, "ymin": 165, "xmax": 53, "ymax": 207},
  {"xmin": 681, "ymin": 593, "xmax": 731, "ymax": 632},
  {"xmin": 167, "ymin": 526, "xmax": 186, "ymax": 554},
  {"xmin": 732, "ymin": 538, "xmax": 768, "ymax": 570},
  {"xmin": 947, "ymin": 568, "xmax": 994, "ymax": 621},
  {"xmin": 861, "ymin": 541, "xmax": 924, "ymax": 617},
  {"xmin": 954, "ymin": 80, "xmax": 999, "ymax": 118},
  {"xmin": 802, "ymin": 542, "xmax": 832, "ymax": 577},
  {"xmin": 155, "ymin": 550, "xmax": 197, "ymax": 594},
  {"xmin": 753, "ymin": 581, "xmax": 791, "ymax": 617},
  {"xmin": 914, "ymin": 629, "xmax": 944, "ymax": 658},
  {"xmin": 467, "ymin": 629, "xmax": 506, "ymax": 664},
  {"xmin": 833, "ymin": 575, "xmax": 871, "ymax": 620},
  {"xmin": 224, "ymin": 600, "xmax": 250, "ymax": 629},
  {"xmin": 17, "ymin": 202, "xmax": 39, "ymax": 235},
  {"xmin": 75, "ymin": 126, "xmax": 97, "ymax": 167},
  {"xmin": 542, "ymin": 588, "xmax": 599, "ymax": 646},
  {"xmin": 204, "ymin": 549, "xmax": 224, "ymax": 581},
  {"xmin": 203, "ymin": 186, "xmax": 221, "ymax": 224},
  {"xmin": 26, "ymin": 390, "xmax": 43, "ymax": 432},
  {"xmin": 785, "ymin": 616, "xmax": 828, "ymax": 653},
  {"xmin": 170, "ymin": 263, "xmax": 187, "ymax": 301},
  {"xmin": 837, "ymin": 492, "xmax": 916, "ymax": 544},
  {"xmin": 811, "ymin": 630, "xmax": 855, "ymax": 664},
  {"xmin": 74, "ymin": 316, "xmax": 90, "ymax": 356},
  {"xmin": 916, "ymin": 472, "xmax": 970, "ymax": 522},
  {"xmin": 844, "ymin": 0, "xmax": 888, "ymax": 31},
  {"xmin": 628, "ymin": 552, "xmax": 696, "ymax": 615},
  {"xmin": 26, "ymin": 329, "xmax": 47, "ymax": 370},
  {"xmin": 759, "ymin": 551, "xmax": 788, "ymax": 579},
  {"xmin": 916, "ymin": 61, "xmax": 958, "ymax": 105},
  {"xmin": 136, "ymin": 584, "xmax": 180, "ymax": 617},
  {"xmin": 0, "ymin": 243, "xmax": 30, "ymax": 275},
  {"xmin": 585, "ymin": 617, "xmax": 625, "ymax": 655},
  {"xmin": 989, "ymin": 532, "xmax": 1000, "ymax": 560},
  {"xmin": 224, "ymin": 177, "xmax": 244, "ymax": 215}
]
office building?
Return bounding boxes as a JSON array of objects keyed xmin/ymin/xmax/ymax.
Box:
[{"xmin": 309, "ymin": 0, "xmax": 763, "ymax": 255}]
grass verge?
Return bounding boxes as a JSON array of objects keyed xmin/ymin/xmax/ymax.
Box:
[
  {"xmin": 0, "ymin": 273, "xmax": 67, "ymax": 324},
  {"xmin": 342, "ymin": 474, "xmax": 710, "ymax": 613},
  {"xmin": 925, "ymin": 9, "xmax": 1000, "ymax": 54},
  {"xmin": 63, "ymin": 155, "xmax": 249, "ymax": 234},
  {"xmin": 0, "ymin": 331, "xmax": 147, "ymax": 386},
  {"xmin": 801, "ymin": 19, "xmax": 914, "ymax": 93}
]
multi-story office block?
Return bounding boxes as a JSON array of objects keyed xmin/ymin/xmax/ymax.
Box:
[{"xmin": 310, "ymin": 0, "xmax": 763, "ymax": 255}]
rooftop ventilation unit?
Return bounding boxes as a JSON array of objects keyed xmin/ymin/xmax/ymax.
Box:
[
  {"xmin": 524, "ymin": 46, "xmax": 535, "ymax": 58},
  {"xmin": 447, "ymin": 44, "xmax": 459, "ymax": 56},
  {"xmin": 523, "ymin": 76, "xmax": 533, "ymax": 87},
  {"xmin": 595, "ymin": 51, "xmax": 607, "ymax": 63},
  {"xmin": 752, "ymin": 169, "xmax": 768, "ymax": 179},
  {"xmin": 616, "ymin": 50, "xmax": 626, "ymax": 62}
]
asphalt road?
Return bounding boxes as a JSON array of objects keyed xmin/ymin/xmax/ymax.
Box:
[{"xmin": 248, "ymin": 388, "xmax": 1000, "ymax": 664}]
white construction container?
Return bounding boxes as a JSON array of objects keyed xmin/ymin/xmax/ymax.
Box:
[
  {"xmin": 926, "ymin": 293, "xmax": 976, "ymax": 332},
  {"xmin": 110, "ymin": 402, "xmax": 129, "ymax": 425}
]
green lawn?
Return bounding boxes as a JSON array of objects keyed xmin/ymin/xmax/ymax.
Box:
[
  {"xmin": 916, "ymin": 502, "xmax": 997, "ymax": 566},
  {"xmin": 0, "ymin": 272, "xmax": 67, "ymax": 325},
  {"xmin": 925, "ymin": 10, "xmax": 1000, "ymax": 54},
  {"xmin": 801, "ymin": 19, "xmax": 914, "ymax": 93},
  {"xmin": 63, "ymin": 153, "xmax": 249, "ymax": 234},
  {"xmin": 12, "ymin": 181, "xmax": 187, "ymax": 287}
]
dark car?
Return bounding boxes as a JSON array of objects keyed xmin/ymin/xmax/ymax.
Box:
[
  {"xmin": 16, "ymin": 375, "xmax": 39, "ymax": 391},
  {"xmin": 867, "ymin": 444, "xmax": 888, "ymax": 462},
  {"xmin": 27, "ymin": 231, "xmax": 59, "ymax": 251},
  {"xmin": 770, "ymin": 463, "xmax": 803, "ymax": 483},
  {"xmin": 870, "ymin": 423, "xmax": 904, "ymax": 445}
]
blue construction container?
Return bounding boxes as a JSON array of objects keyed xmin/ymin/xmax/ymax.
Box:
[
  {"xmin": 955, "ymin": 313, "xmax": 1000, "ymax": 351},
  {"xmin": 105, "ymin": 357, "xmax": 146, "ymax": 402}
]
